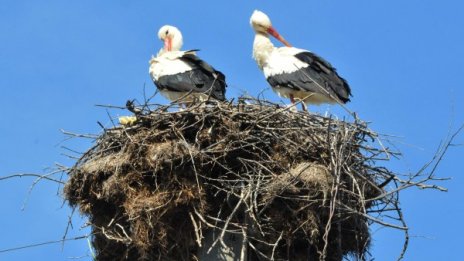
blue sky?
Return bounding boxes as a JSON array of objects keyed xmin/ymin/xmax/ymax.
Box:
[{"xmin": 1, "ymin": 1, "xmax": 463, "ymax": 260}]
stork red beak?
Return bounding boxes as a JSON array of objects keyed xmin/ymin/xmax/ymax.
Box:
[
  {"xmin": 267, "ymin": 26, "xmax": 292, "ymax": 47},
  {"xmin": 164, "ymin": 37, "xmax": 172, "ymax": 51}
]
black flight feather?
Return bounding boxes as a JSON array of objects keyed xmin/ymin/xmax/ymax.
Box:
[{"xmin": 294, "ymin": 52, "xmax": 351, "ymax": 103}]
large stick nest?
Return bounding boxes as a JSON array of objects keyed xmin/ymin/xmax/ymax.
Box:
[{"xmin": 64, "ymin": 98, "xmax": 395, "ymax": 261}]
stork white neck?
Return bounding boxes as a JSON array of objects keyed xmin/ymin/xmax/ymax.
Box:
[{"xmin": 252, "ymin": 32, "xmax": 275, "ymax": 70}]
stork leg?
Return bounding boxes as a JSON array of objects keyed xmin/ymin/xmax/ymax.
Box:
[
  {"xmin": 289, "ymin": 94, "xmax": 307, "ymax": 111},
  {"xmin": 286, "ymin": 94, "xmax": 302, "ymax": 112},
  {"xmin": 289, "ymin": 94, "xmax": 296, "ymax": 106},
  {"xmin": 290, "ymin": 94, "xmax": 295, "ymax": 105},
  {"xmin": 288, "ymin": 94, "xmax": 299, "ymax": 112},
  {"xmin": 301, "ymin": 103, "xmax": 307, "ymax": 112}
]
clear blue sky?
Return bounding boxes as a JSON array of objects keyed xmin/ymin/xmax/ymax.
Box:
[{"xmin": 1, "ymin": 1, "xmax": 463, "ymax": 260}]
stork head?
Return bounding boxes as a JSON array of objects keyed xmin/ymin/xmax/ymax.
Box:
[
  {"xmin": 157, "ymin": 25, "xmax": 183, "ymax": 52},
  {"xmin": 250, "ymin": 10, "xmax": 291, "ymax": 47}
]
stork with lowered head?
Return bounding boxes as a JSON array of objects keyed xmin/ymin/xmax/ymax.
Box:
[{"xmin": 250, "ymin": 10, "xmax": 351, "ymax": 111}]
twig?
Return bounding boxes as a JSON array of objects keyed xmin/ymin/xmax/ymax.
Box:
[{"xmin": 0, "ymin": 235, "xmax": 89, "ymax": 254}]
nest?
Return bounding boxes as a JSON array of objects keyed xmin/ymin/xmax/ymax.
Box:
[{"xmin": 64, "ymin": 99, "xmax": 394, "ymax": 261}]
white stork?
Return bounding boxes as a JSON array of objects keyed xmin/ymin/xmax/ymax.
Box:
[
  {"xmin": 149, "ymin": 25, "xmax": 226, "ymax": 106},
  {"xmin": 250, "ymin": 10, "xmax": 351, "ymax": 111}
]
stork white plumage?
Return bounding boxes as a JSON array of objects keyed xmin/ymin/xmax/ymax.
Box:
[
  {"xmin": 250, "ymin": 10, "xmax": 351, "ymax": 111},
  {"xmin": 149, "ymin": 25, "xmax": 226, "ymax": 105}
]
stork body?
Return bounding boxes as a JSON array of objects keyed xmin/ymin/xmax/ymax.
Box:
[
  {"xmin": 149, "ymin": 25, "xmax": 226, "ymax": 105},
  {"xmin": 250, "ymin": 11, "xmax": 351, "ymax": 110}
]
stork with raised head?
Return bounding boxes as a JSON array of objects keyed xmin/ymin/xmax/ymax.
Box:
[
  {"xmin": 250, "ymin": 10, "xmax": 352, "ymax": 111},
  {"xmin": 149, "ymin": 25, "xmax": 227, "ymax": 106}
]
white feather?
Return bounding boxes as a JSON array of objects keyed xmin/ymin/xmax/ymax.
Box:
[
  {"xmin": 263, "ymin": 47, "xmax": 309, "ymax": 77},
  {"xmin": 252, "ymin": 34, "xmax": 309, "ymax": 76},
  {"xmin": 149, "ymin": 51, "xmax": 193, "ymax": 81}
]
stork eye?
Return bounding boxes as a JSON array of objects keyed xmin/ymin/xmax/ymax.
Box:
[{"xmin": 165, "ymin": 30, "xmax": 169, "ymax": 35}]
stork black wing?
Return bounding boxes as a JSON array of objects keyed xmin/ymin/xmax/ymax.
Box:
[
  {"xmin": 181, "ymin": 53, "xmax": 227, "ymax": 101},
  {"xmin": 294, "ymin": 52, "xmax": 351, "ymax": 103},
  {"xmin": 154, "ymin": 51, "xmax": 227, "ymax": 101}
]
